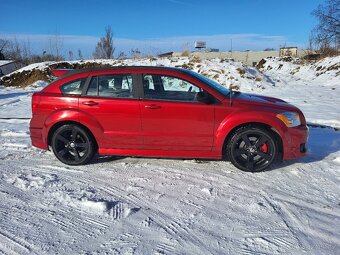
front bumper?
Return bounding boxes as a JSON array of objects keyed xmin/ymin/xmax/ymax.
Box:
[{"xmin": 283, "ymin": 125, "xmax": 309, "ymax": 160}]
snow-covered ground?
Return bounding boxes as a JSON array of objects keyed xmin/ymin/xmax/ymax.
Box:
[{"xmin": 0, "ymin": 57, "xmax": 339, "ymax": 254}]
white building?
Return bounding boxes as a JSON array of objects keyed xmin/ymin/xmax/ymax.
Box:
[{"xmin": 279, "ymin": 47, "xmax": 298, "ymax": 57}]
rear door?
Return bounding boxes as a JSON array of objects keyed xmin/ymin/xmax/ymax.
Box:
[
  {"xmin": 140, "ymin": 73, "xmax": 215, "ymax": 151},
  {"xmin": 79, "ymin": 73, "xmax": 142, "ymax": 149}
]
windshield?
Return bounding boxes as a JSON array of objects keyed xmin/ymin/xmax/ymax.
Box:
[{"xmin": 187, "ymin": 70, "xmax": 230, "ymax": 96}]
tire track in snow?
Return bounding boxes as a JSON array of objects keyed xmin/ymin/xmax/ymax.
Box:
[
  {"xmin": 218, "ymin": 172, "xmax": 302, "ymax": 254},
  {"xmin": 91, "ymin": 177, "xmax": 220, "ymax": 254},
  {"xmin": 156, "ymin": 239, "xmax": 179, "ymax": 255},
  {"xmin": 1, "ymin": 165, "xmax": 125, "ymax": 252},
  {"xmin": 33, "ymin": 163, "xmax": 219, "ymax": 254},
  {"xmin": 0, "ymin": 229, "xmax": 34, "ymax": 254},
  {"xmin": 272, "ymin": 193, "xmax": 340, "ymax": 246},
  {"xmin": 273, "ymin": 191, "xmax": 340, "ymax": 219},
  {"xmin": 48, "ymin": 205, "xmax": 113, "ymax": 238},
  {"xmin": 262, "ymin": 194, "xmax": 311, "ymax": 252},
  {"xmin": 4, "ymin": 153, "xmax": 338, "ymax": 254},
  {"xmin": 47, "ymin": 161, "xmax": 297, "ymax": 254},
  {"xmin": 82, "ymin": 216, "xmax": 110, "ymax": 229},
  {"xmin": 22, "ymin": 164, "xmax": 144, "ymax": 251},
  {"xmin": 0, "ymin": 180, "xmax": 33, "ymax": 203},
  {"xmin": 9, "ymin": 159, "xmax": 316, "ymax": 254}
]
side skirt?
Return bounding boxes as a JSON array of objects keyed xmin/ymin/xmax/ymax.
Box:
[{"xmin": 98, "ymin": 148, "xmax": 221, "ymax": 160}]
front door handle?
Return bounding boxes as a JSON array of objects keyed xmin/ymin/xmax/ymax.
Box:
[
  {"xmin": 145, "ymin": 104, "xmax": 161, "ymax": 110},
  {"xmin": 82, "ymin": 101, "xmax": 98, "ymax": 106}
]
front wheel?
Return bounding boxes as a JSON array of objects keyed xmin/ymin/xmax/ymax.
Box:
[
  {"xmin": 226, "ymin": 126, "xmax": 278, "ymax": 172},
  {"xmin": 51, "ymin": 124, "xmax": 95, "ymax": 165}
]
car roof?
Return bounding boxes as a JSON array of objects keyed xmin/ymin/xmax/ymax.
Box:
[{"xmin": 58, "ymin": 65, "xmax": 191, "ymax": 79}]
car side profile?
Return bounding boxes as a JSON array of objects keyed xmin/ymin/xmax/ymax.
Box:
[{"xmin": 30, "ymin": 66, "xmax": 308, "ymax": 172}]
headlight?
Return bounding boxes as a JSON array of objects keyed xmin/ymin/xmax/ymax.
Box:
[{"xmin": 276, "ymin": 112, "xmax": 301, "ymax": 127}]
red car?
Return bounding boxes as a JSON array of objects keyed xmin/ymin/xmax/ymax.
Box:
[{"xmin": 30, "ymin": 66, "xmax": 308, "ymax": 172}]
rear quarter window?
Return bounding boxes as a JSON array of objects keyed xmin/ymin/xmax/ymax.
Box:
[{"xmin": 60, "ymin": 78, "xmax": 86, "ymax": 95}]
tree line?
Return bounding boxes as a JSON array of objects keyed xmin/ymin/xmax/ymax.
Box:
[
  {"xmin": 0, "ymin": 25, "xmax": 141, "ymax": 65},
  {"xmin": 0, "ymin": 35, "xmax": 85, "ymax": 65}
]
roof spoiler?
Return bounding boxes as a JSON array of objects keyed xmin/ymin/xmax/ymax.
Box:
[{"xmin": 51, "ymin": 69, "xmax": 73, "ymax": 77}]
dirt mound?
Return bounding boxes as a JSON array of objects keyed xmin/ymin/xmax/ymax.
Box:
[
  {"xmin": 256, "ymin": 59, "xmax": 266, "ymax": 69},
  {"xmin": 0, "ymin": 68, "xmax": 51, "ymax": 87},
  {"xmin": 49, "ymin": 61, "xmax": 113, "ymax": 70},
  {"xmin": 0, "ymin": 61, "xmax": 114, "ymax": 87}
]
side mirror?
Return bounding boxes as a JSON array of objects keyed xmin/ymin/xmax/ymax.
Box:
[{"xmin": 196, "ymin": 91, "xmax": 214, "ymax": 104}]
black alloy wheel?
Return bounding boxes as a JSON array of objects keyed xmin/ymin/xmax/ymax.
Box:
[
  {"xmin": 227, "ymin": 126, "xmax": 278, "ymax": 172},
  {"xmin": 51, "ymin": 124, "xmax": 95, "ymax": 165}
]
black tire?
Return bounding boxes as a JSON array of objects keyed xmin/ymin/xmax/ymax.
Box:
[
  {"xmin": 226, "ymin": 126, "xmax": 278, "ymax": 172},
  {"xmin": 51, "ymin": 124, "xmax": 95, "ymax": 165}
]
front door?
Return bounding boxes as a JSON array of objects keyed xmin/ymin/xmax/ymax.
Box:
[{"xmin": 140, "ymin": 74, "xmax": 215, "ymax": 151}]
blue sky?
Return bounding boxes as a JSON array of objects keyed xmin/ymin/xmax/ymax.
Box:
[{"xmin": 0, "ymin": 0, "xmax": 323, "ymax": 58}]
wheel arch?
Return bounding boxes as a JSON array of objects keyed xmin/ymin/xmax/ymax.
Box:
[
  {"xmin": 47, "ymin": 121, "xmax": 98, "ymax": 150},
  {"xmin": 221, "ymin": 122, "xmax": 283, "ymax": 160}
]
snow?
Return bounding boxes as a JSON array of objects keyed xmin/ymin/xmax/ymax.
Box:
[
  {"xmin": 0, "ymin": 60, "xmax": 15, "ymax": 66},
  {"xmin": 0, "ymin": 56, "xmax": 339, "ymax": 254}
]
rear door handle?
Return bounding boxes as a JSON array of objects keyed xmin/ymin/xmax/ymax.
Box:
[
  {"xmin": 82, "ymin": 101, "xmax": 98, "ymax": 106},
  {"xmin": 145, "ymin": 104, "xmax": 161, "ymax": 110}
]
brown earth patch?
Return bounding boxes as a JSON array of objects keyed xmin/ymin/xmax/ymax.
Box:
[{"xmin": 0, "ymin": 61, "xmax": 114, "ymax": 87}]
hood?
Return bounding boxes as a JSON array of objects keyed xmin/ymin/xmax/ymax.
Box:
[{"xmin": 232, "ymin": 92, "xmax": 299, "ymax": 111}]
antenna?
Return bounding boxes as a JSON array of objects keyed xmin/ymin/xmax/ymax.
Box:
[{"xmin": 227, "ymin": 75, "xmax": 233, "ymax": 107}]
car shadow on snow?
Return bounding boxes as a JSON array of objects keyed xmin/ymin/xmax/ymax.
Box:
[
  {"xmin": 0, "ymin": 92, "xmax": 30, "ymax": 100},
  {"xmin": 92, "ymin": 155, "xmax": 127, "ymax": 164}
]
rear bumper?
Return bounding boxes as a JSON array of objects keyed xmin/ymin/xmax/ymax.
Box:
[
  {"xmin": 30, "ymin": 127, "xmax": 48, "ymax": 150},
  {"xmin": 283, "ymin": 125, "xmax": 309, "ymax": 160}
]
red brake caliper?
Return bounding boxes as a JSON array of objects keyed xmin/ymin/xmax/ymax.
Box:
[{"xmin": 260, "ymin": 143, "xmax": 268, "ymax": 153}]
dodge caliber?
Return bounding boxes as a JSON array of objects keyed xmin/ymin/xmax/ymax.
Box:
[{"xmin": 30, "ymin": 66, "xmax": 308, "ymax": 172}]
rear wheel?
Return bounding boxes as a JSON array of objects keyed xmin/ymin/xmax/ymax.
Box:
[
  {"xmin": 51, "ymin": 124, "xmax": 95, "ymax": 165},
  {"xmin": 226, "ymin": 126, "xmax": 278, "ymax": 172}
]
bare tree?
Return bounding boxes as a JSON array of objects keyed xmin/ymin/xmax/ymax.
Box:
[
  {"xmin": 93, "ymin": 26, "xmax": 115, "ymax": 59},
  {"xmin": 311, "ymin": 0, "xmax": 340, "ymax": 51},
  {"xmin": 0, "ymin": 38, "xmax": 32, "ymax": 63},
  {"xmin": 130, "ymin": 48, "xmax": 141, "ymax": 58},
  {"xmin": 0, "ymin": 39, "xmax": 10, "ymax": 59},
  {"xmin": 1, "ymin": 37, "xmax": 64, "ymax": 64},
  {"xmin": 78, "ymin": 49, "xmax": 83, "ymax": 60},
  {"xmin": 21, "ymin": 38, "xmax": 32, "ymax": 62},
  {"xmin": 48, "ymin": 32, "xmax": 64, "ymax": 60},
  {"xmin": 117, "ymin": 51, "xmax": 127, "ymax": 59},
  {"xmin": 8, "ymin": 38, "xmax": 21, "ymax": 60},
  {"xmin": 68, "ymin": 50, "xmax": 74, "ymax": 61}
]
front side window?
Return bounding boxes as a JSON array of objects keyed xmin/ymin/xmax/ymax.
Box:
[
  {"xmin": 60, "ymin": 78, "xmax": 86, "ymax": 95},
  {"xmin": 143, "ymin": 74, "xmax": 202, "ymax": 102},
  {"xmin": 161, "ymin": 76, "xmax": 200, "ymax": 92},
  {"xmin": 86, "ymin": 74, "xmax": 134, "ymax": 98},
  {"xmin": 187, "ymin": 70, "xmax": 230, "ymax": 96}
]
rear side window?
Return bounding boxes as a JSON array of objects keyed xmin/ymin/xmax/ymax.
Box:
[
  {"xmin": 60, "ymin": 78, "xmax": 86, "ymax": 95},
  {"xmin": 86, "ymin": 74, "xmax": 134, "ymax": 98}
]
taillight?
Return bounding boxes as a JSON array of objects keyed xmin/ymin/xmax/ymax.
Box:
[{"xmin": 31, "ymin": 93, "xmax": 40, "ymax": 114}]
